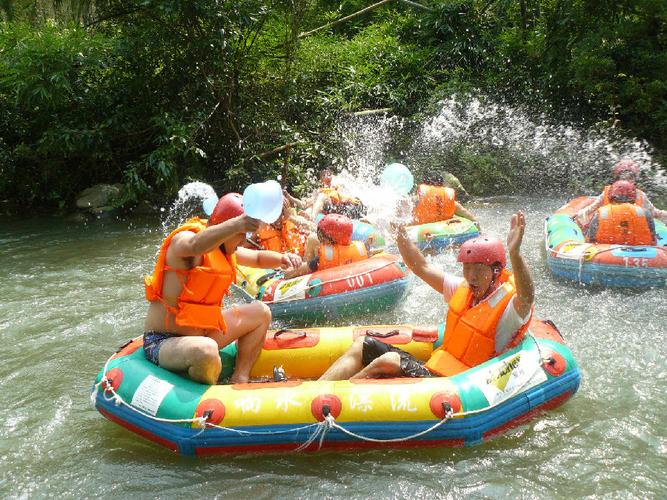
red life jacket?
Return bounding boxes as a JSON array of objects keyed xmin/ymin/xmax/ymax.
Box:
[
  {"xmin": 413, "ymin": 185, "xmax": 456, "ymax": 225},
  {"xmin": 425, "ymin": 270, "xmax": 531, "ymax": 376},
  {"xmin": 317, "ymin": 241, "xmax": 369, "ymax": 270},
  {"xmin": 591, "ymin": 203, "xmax": 656, "ymax": 246},
  {"xmin": 144, "ymin": 218, "xmax": 236, "ymax": 331}
]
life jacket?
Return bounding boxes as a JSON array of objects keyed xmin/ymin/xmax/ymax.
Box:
[
  {"xmin": 425, "ymin": 270, "xmax": 531, "ymax": 377},
  {"xmin": 256, "ymin": 220, "xmax": 307, "ymax": 256},
  {"xmin": 412, "ymin": 184, "xmax": 456, "ymax": 225},
  {"xmin": 318, "ymin": 241, "xmax": 369, "ymax": 271},
  {"xmin": 601, "ymin": 184, "xmax": 645, "ymax": 207},
  {"xmin": 590, "ymin": 203, "xmax": 656, "ymax": 246},
  {"xmin": 320, "ymin": 187, "xmax": 362, "ymax": 206},
  {"xmin": 144, "ymin": 217, "xmax": 236, "ymax": 331}
]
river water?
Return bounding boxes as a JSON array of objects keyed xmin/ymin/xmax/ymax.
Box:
[{"xmin": 1, "ymin": 196, "xmax": 665, "ymax": 498}]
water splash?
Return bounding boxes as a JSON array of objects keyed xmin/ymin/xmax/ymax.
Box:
[
  {"xmin": 160, "ymin": 181, "xmax": 217, "ymax": 234},
  {"xmin": 326, "ymin": 95, "xmax": 666, "ymax": 221}
]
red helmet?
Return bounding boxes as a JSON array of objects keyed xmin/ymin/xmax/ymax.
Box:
[
  {"xmin": 318, "ymin": 214, "xmax": 353, "ymax": 245},
  {"xmin": 208, "ymin": 193, "xmax": 244, "ymax": 226},
  {"xmin": 458, "ymin": 235, "xmax": 506, "ymax": 268},
  {"xmin": 608, "ymin": 180, "xmax": 637, "ymax": 203},
  {"xmin": 612, "ymin": 159, "xmax": 639, "ymax": 179}
]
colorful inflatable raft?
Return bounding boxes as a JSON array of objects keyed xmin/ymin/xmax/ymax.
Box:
[
  {"xmin": 235, "ymin": 253, "xmax": 409, "ymax": 324},
  {"xmin": 545, "ymin": 197, "xmax": 667, "ymax": 287},
  {"xmin": 405, "ymin": 216, "xmax": 479, "ymax": 252},
  {"xmin": 93, "ymin": 319, "xmax": 579, "ymax": 455}
]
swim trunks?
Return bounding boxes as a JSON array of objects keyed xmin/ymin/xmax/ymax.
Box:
[
  {"xmin": 143, "ymin": 331, "xmax": 180, "ymax": 365},
  {"xmin": 362, "ymin": 336, "xmax": 434, "ymax": 378}
]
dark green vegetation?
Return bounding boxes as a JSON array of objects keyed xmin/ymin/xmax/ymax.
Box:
[{"xmin": 1, "ymin": 1, "xmax": 666, "ymax": 210}]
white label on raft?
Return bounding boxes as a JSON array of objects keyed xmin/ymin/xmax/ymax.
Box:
[
  {"xmin": 558, "ymin": 243, "xmax": 595, "ymax": 260},
  {"xmin": 273, "ymin": 275, "xmax": 309, "ymax": 302},
  {"xmin": 131, "ymin": 375, "xmax": 174, "ymax": 416},
  {"xmin": 469, "ymin": 350, "xmax": 547, "ymax": 407}
]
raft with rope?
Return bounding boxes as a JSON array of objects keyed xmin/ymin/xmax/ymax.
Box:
[
  {"xmin": 235, "ymin": 253, "xmax": 409, "ymax": 324},
  {"xmin": 92, "ymin": 319, "xmax": 579, "ymax": 456},
  {"xmin": 545, "ymin": 197, "xmax": 667, "ymax": 287},
  {"xmin": 405, "ymin": 216, "xmax": 480, "ymax": 253}
]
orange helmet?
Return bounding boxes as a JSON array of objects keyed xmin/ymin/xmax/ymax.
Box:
[
  {"xmin": 208, "ymin": 193, "xmax": 244, "ymax": 226},
  {"xmin": 612, "ymin": 159, "xmax": 640, "ymax": 179},
  {"xmin": 318, "ymin": 214, "xmax": 353, "ymax": 245},
  {"xmin": 458, "ymin": 236, "xmax": 506, "ymax": 268},
  {"xmin": 608, "ymin": 180, "xmax": 637, "ymax": 203}
]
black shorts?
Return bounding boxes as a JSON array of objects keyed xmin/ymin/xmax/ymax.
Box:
[{"xmin": 362, "ymin": 337, "xmax": 434, "ymax": 378}]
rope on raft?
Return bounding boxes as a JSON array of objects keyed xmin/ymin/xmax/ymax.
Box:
[{"xmin": 92, "ymin": 334, "xmax": 548, "ymax": 451}]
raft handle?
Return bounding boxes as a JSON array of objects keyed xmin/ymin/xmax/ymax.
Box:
[
  {"xmin": 274, "ymin": 329, "xmax": 307, "ymax": 340},
  {"xmin": 441, "ymin": 401, "xmax": 452, "ymax": 418},
  {"xmin": 366, "ymin": 329, "xmax": 400, "ymax": 338},
  {"xmin": 322, "ymin": 405, "xmax": 331, "ymax": 417},
  {"xmin": 115, "ymin": 339, "xmax": 133, "ymax": 353}
]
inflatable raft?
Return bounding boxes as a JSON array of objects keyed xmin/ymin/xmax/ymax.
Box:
[
  {"xmin": 93, "ymin": 319, "xmax": 579, "ymax": 455},
  {"xmin": 405, "ymin": 216, "xmax": 479, "ymax": 252},
  {"xmin": 235, "ymin": 253, "xmax": 409, "ymax": 324},
  {"xmin": 545, "ymin": 197, "xmax": 667, "ymax": 287}
]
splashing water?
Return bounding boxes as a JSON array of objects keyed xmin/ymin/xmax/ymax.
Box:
[
  {"xmin": 326, "ymin": 95, "xmax": 666, "ymax": 226},
  {"xmin": 160, "ymin": 181, "xmax": 217, "ymax": 234}
]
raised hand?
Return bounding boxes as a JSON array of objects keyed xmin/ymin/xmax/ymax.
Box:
[{"xmin": 507, "ymin": 211, "xmax": 526, "ymax": 256}]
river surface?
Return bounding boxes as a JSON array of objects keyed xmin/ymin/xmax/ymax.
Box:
[{"xmin": 1, "ymin": 196, "xmax": 665, "ymax": 498}]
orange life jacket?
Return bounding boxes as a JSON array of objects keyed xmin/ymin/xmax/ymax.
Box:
[
  {"xmin": 256, "ymin": 220, "xmax": 307, "ymax": 256},
  {"xmin": 144, "ymin": 218, "xmax": 236, "ymax": 331},
  {"xmin": 320, "ymin": 187, "xmax": 361, "ymax": 206},
  {"xmin": 425, "ymin": 270, "xmax": 531, "ymax": 377},
  {"xmin": 591, "ymin": 203, "xmax": 656, "ymax": 246},
  {"xmin": 318, "ymin": 241, "xmax": 369, "ymax": 270},
  {"xmin": 412, "ymin": 185, "xmax": 456, "ymax": 225},
  {"xmin": 601, "ymin": 184, "xmax": 645, "ymax": 207}
]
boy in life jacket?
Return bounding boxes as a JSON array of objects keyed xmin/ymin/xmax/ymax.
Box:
[
  {"xmin": 252, "ymin": 198, "xmax": 315, "ymax": 257},
  {"xmin": 410, "ymin": 172, "xmax": 477, "ymax": 225},
  {"xmin": 283, "ymin": 213, "xmax": 371, "ymax": 278},
  {"xmin": 576, "ymin": 158, "xmax": 667, "ymax": 227},
  {"xmin": 586, "ymin": 180, "xmax": 657, "ymax": 246},
  {"xmin": 318, "ymin": 212, "xmax": 534, "ymax": 380},
  {"xmin": 143, "ymin": 193, "xmax": 302, "ymax": 385}
]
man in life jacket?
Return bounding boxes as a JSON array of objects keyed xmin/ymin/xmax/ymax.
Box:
[
  {"xmin": 319, "ymin": 212, "xmax": 534, "ymax": 380},
  {"xmin": 412, "ymin": 183, "xmax": 477, "ymax": 225},
  {"xmin": 283, "ymin": 213, "xmax": 371, "ymax": 278},
  {"xmin": 576, "ymin": 158, "xmax": 667, "ymax": 227},
  {"xmin": 252, "ymin": 197, "xmax": 314, "ymax": 256},
  {"xmin": 143, "ymin": 193, "xmax": 302, "ymax": 385},
  {"xmin": 586, "ymin": 180, "xmax": 657, "ymax": 246}
]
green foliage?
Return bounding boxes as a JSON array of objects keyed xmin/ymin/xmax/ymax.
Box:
[{"xmin": 0, "ymin": 0, "xmax": 666, "ymax": 210}]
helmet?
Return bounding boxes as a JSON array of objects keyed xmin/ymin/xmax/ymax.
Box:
[
  {"xmin": 612, "ymin": 159, "xmax": 640, "ymax": 179},
  {"xmin": 608, "ymin": 180, "xmax": 637, "ymax": 203},
  {"xmin": 318, "ymin": 214, "xmax": 353, "ymax": 245},
  {"xmin": 208, "ymin": 193, "xmax": 244, "ymax": 226},
  {"xmin": 457, "ymin": 235, "xmax": 506, "ymax": 268}
]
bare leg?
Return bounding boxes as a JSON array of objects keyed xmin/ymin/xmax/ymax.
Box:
[
  {"xmin": 350, "ymin": 352, "xmax": 401, "ymax": 379},
  {"xmin": 157, "ymin": 336, "xmax": 222, "ymax": 385},
  {"xmin": 212, "ymin": 301, "xmax": 272, "ymax": 384},
  {"xmin": 318, "ymin": 338, "xmax": 365, "ymax": 380}
]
